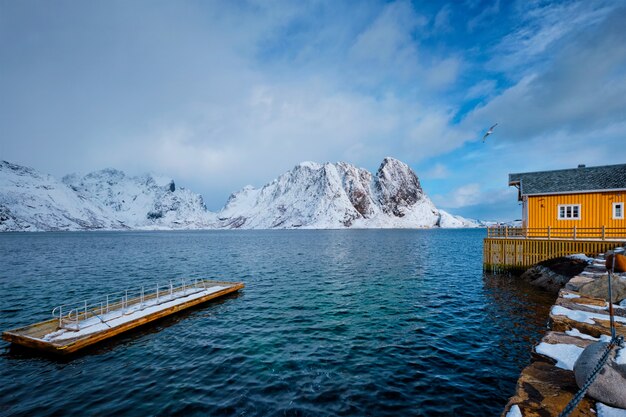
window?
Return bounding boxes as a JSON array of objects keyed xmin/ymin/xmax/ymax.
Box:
[
  {"xmin": 614, "ymin": 202, "xmax": 624, "ymax": 219},
  {"xmin": 558, "ymin": 204, "xmax": 581, "ymax": 220}
]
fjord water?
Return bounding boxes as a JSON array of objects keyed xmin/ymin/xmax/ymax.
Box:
[{"xmin": 0, "ymin": 230, "xmax": 554, "ymax": 416}]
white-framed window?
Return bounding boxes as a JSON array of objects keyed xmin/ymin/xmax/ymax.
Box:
[
  {"xmin": 558, "ymin": 204, "xmax": 581, "ymax": 220},
  {"xmin": 614, "ymin": 202, "xmax": 624, "ymax": 219}
]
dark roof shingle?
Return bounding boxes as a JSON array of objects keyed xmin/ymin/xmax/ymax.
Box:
[{"xmin": 509, "ymin": 164, "xmax": 626, "ymax": 195}]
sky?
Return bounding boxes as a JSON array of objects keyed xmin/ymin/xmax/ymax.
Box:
[{"xmin": 1, "ymin": 0, "xmax": 625, "ymax": 221}]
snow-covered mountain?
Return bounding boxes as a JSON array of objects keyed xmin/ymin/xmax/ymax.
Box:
[
  {"xmin": 0, "ymin": 161, "xmax": 213, "ymax": 231},
  {"xmin": 216, "ymin": 158, "xmax": 479, "ymax": 229},
  {"xmin": 63, "ymin": 169, "xmax": 214, "ymax": 230},
  {"xmin": 0, "ymin": 161, "xmax": 117, "ymax": 231},
  {"xmin": 0, "ymin": 158, "xmax": 480, "ymax": 231}
]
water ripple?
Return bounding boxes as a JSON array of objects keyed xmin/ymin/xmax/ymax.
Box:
[{"xmin": 0, "ymin": 230, "xmax": 554, "ymax": 416}]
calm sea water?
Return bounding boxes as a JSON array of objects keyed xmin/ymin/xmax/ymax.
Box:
[{"xmin": 0, "ymin": 229, "xmax": 554, "ymax": 417}]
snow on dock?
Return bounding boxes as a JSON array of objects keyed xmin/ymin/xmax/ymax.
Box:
[{"xmin": 2, "ymin": 279, "xmax": 244, "ymax": 354}]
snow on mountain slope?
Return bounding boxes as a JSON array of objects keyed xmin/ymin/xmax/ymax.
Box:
[
  {"xmin": 0, "ymin": 158, "xmax": 479, "ymax": 231},
  {"xmin": 0, "ymin": 161, "xmax": 118, "ymax": 231},
  {"xmin": 437, "ymin": 210, "xmax": 481, "ymax": 228},
  {"xmin": 62, "ymin": 169, "xmax": 214, "ymax": 229},
  {"xmin": 0, "ymin": 161, "xmax": 214, "ymax": 231},
  {"xmin": 217, "ymin": 157, "xmax": 479, "ymax": 229},
  {"xmin": 219, "ymin": 162, "xmax": 364, "ymax": 228}
]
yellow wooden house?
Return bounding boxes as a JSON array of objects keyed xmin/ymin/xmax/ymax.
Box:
[
  {"xmin": 508, "ymin": 163, "xmax": 626, "ymax": 235},
  {"xmin": 484, "ymin": 163, "xmax": 626, "ymax": 272}
]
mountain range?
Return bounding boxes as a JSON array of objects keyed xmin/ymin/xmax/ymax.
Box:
[{"xmin": 0, "ymin": 158, "xmax": 481, "ymax": 231}]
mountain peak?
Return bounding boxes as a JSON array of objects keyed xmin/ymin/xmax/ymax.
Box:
[
  {"xmin": 0, "ymin": 159, "xmax": 479, "ymax": 231},
  {"xmin": 297, "ymin": 161, "xmax": 323, "ymax": 170},
  {"xmin": 0, "ymin": 160, "xmax": 41, "ymax": 178},
  {"xmin": 374, "ymin": 157, "xmax": 423, "ymax": 217},
  {"xmin": 380, "ymin": 156, "xmax": 404, "ymax": 166},
  {"xmin": 218, "ymin": 158, "xmax": 476, "ymax": 229}
]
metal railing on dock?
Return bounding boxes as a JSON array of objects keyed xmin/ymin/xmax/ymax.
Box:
[
  {"xmin": 51, "ymin": 278, "xmax": 213, "ymax": 331},
  {"xmin": 487, "ymin": 226, "xmax": 626, "ymax": 241}
]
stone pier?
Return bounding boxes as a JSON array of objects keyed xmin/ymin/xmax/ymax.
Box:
[{"xmin": 501, "ymin": 251, "xmax": 626, "ymax": 417}]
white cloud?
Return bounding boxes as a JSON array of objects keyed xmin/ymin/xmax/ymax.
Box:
[
  {"xmin": 467, "ymin": 0, "xmax": 500, "ymax": 32},
  {"xmin": 465, "ymin": 79, "xmax": 497, "ymax": 100},
  {"xmin": 433, "ymin": 5, "xmax": 452, "ymax": 33},
  {"xmin": 432, "ymin": 183, "xmax": 516, "ymax": 209},
  {"xmin": 121, "ymin": 82, "xmax": 470, "ymax": 193},
  {"xmin": 425, "ymin": 57, "xmax": 462, "ymax": 89},
  {"xmin": 348, "ymin": 1, "xmax": 426, "ymax": 82},
  {"xmin": 3, "ymin": 0, "xmax": 625, "ymax": 220},
  {"xmin": 493, "ymin": 1, "xmax": 615, "ymax": 72},
  {"xmin": 465, "ymin": 4, "xmax": 626, "ymax": 143},
  {"xmin": 433, "ymin": 183, "xmax": 481, "ymax": 208},
  {"xmin": 423, "ymin": 163, "xmax": 450, "ymax": 179}
]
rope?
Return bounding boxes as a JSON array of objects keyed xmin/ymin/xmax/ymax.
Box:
[{"xmin": 557, "ymin": 337, "xmax": 621, "ymax": 417}]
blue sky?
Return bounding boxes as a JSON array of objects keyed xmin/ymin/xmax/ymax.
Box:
[{"xmin": 1, "ymin": 0, "xmax": 625, "ymax": 220}]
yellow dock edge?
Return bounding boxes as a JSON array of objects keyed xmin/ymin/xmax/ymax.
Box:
[
  {"xmin": 483, "ymin": 238, "xmax": 626, "ymax": 273},
  {"xmin": 2, "ymin": 281, "xmax": 244, "ymax": 355}
]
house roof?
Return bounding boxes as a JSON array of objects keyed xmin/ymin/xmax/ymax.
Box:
[{"xmin": 509, "ymin": 164, "xmax": 626, "ymax": 196}]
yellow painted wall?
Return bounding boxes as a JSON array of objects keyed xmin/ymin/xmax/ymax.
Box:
[{"xmin": 527, "ymin": 191, "xmax": 626, "ymax": 229}]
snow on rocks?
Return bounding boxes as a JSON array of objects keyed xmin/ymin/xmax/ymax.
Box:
[
  {"xmin": 535, "ymin": 342, "xmax": 584, "ymax": 370},
  {"xmin": 563, "ymin": 328, "xmax": 612, "ymax": 343},
  {"xmin": 567, "ymin": 253, "xmax": 594, "ymax": 263},
  {"xmin": 597, "ymin": 403, "xmax": 626, "ymax": 417},
  {"xmin": 574, "ymin": 342, "xmax": 626, "ymax": 409},
  {"xmin": 505, "ymin": 404, "xmax": 523, "ymax": 417},
  {"xmin": 502, "ymin": 256, "xmax": 626, "ymax": 417},
  {"xmin": 562, "ymin": 293, "xmax": 581, "ymax": 299},
  {"xmin": 616, "ymin": 345, "xmax": 626, "ymax": 365},
  {"xmin": 551, "ymin": 305, "xmax": 626, "ymax": 325},
  {"xmin": 565, "ymin": 328, "xmax": 600, "ymax": 341}
]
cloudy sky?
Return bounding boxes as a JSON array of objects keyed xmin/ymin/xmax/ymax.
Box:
[{"xmin": 1, "ymin": 0, "xmax": 625, "ymax": 220}]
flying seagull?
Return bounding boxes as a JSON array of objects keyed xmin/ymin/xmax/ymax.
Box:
[{"xmin": 482, "ymin": 123, "xmax": 498, "ymax": 142}]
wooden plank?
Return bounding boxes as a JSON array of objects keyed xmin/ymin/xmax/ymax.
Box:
[{"xmin": 2, "ymin": 281, "xmax": 244, "ymax": 355}]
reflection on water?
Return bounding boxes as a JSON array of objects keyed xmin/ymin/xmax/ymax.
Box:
[{"xmin": 0, "ymin": 229, "xmax": 555, "ymax": 416}]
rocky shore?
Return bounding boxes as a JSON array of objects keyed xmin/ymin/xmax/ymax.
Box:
[{"xmin": 502, "ymin": 249, "xmax": 626, "ymax": 417}]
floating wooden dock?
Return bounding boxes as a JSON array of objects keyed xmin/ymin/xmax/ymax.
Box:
[{"xmin": 2, "ymin": 278, "xmax": 244, "ymax": 355}]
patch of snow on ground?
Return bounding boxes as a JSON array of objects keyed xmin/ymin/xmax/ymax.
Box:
[
  {"xmin": 578, "ymin": 302, "xmax": 623, "ymax": 311},
  {"xmin": 564, "ymin": 328, "xmax": 612, "ymax": 343},
  {"xmin": 580, "ymin": 303, "xmax": 608, "ymax": 310},
  {"xmin": 551, "ymin": 306, "xmax": 626, "ymax": 325},
  {"xmin": 506, "ymin": 404, "xmax": 523, "ymax": 417},
  {"xmin": 597, "ymin": 403, "xmax": 626, "ymax": 417},
  {"xmin": 616, "ymin": 345, "xmax": 626, "ymax": 365},
  {"xmin": 562, "ymin": 293, "xmax": 581, "ymax": 299},
  {"xmin": 535, "ymin": 342, "xmax": 584, "ymax": 370},
  {"xmin": 565, "ymin": 328, "xmax": 599, "ymax": 341},
  {"xmin": 568, "ymin": 254, "xmax": 594, "ymax": 262}
]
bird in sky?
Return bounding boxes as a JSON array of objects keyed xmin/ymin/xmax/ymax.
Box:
[{"xmin": 482, "ymin": 123, "xmax": 498, "ymax": 142}]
